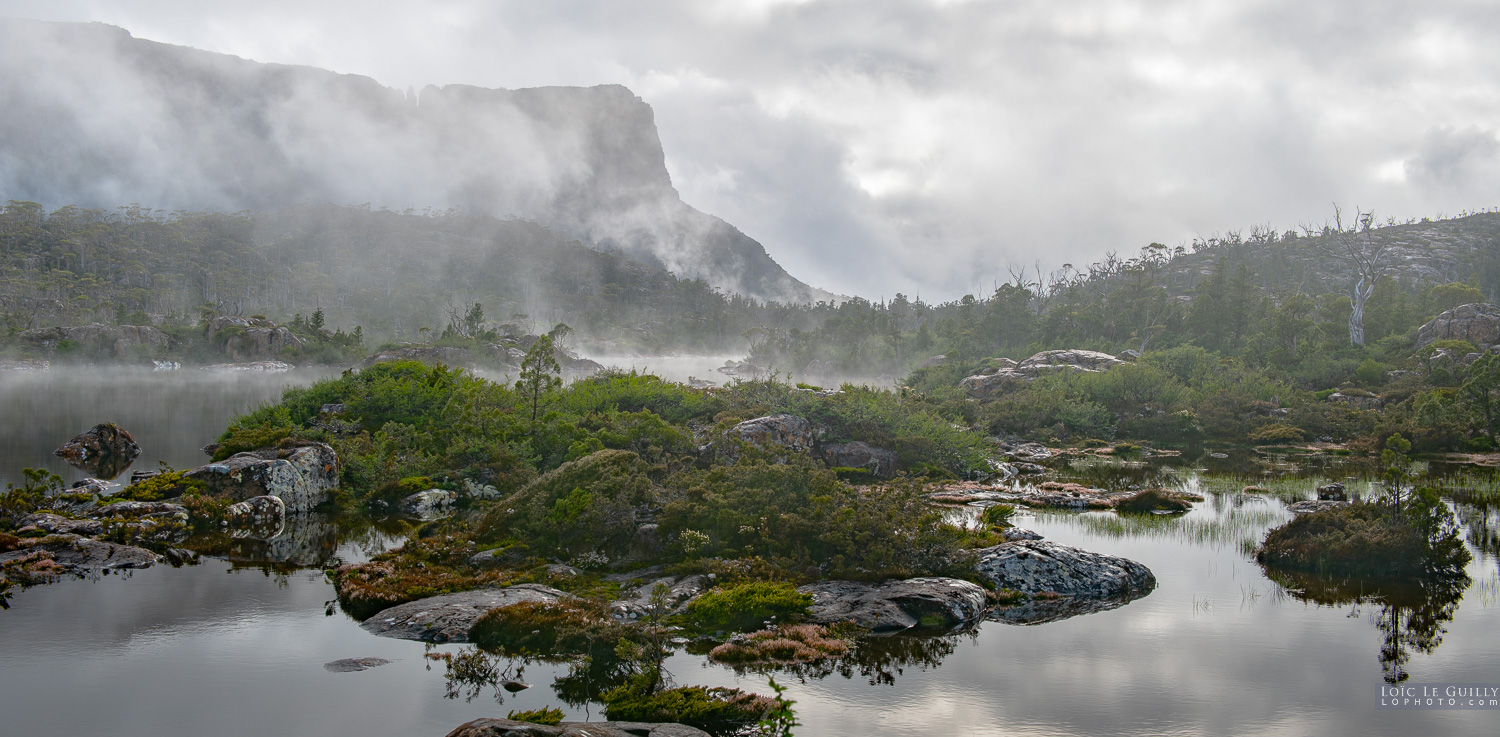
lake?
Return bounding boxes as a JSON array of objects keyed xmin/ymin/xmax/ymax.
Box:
[{"xmin": 3, "ymin": 368, "xmax": 1498, "ymax": 736}]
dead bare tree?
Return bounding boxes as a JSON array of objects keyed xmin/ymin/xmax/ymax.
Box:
[{"xmin": 1324, "ymin": 204, "xmax": 1388, "ymax": 347}]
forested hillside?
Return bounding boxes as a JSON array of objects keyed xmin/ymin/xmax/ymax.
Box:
[{"xmin": 0, "ymin": 202, "xmax": 780, "ymax": 354}]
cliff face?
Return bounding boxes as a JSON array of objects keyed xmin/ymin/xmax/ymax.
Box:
[{"xmin": 0, "ymin": 19, "xmax": 822, "ymax": 303}]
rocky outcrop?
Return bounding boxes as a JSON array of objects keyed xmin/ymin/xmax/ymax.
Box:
[
  {"xmin": 1326, "ymin": 392, "xmax": 1383, "ymax": 411},
  {"xmin": 200, "ymin": 361, "xmax": 295, "ymax": 372},
  {"xmin": 1316, "ymin": 482, "xmax": 1348, "ymax": 501},
  {"xmin": 207, "ymin": 316, "xmax": 302, "ymax": 361},
  {"xmin": 822, "ymin": 441, "xmax": 898, "ymax": 478},
  {"xmin": 974, "ymin": 540, "xmax": 1155, "ymax": 599},
  {"xmin": 185, "ymin": 442, "xmax": 339, "ymax": 512},
  {"xmin": 403, "ymin": 489, "xmax": 457, "ymax": 517},
  {"xmin": 1416, "ymin": 303, "xmax": 1500, "ymax": 349},
  {"xmin": 0, "ymin": 534, "xmax": 163, "ymax": 579},
  {"xmin": 226, "ymin": 495, "xmax": 286, "ymax": 529},
  {"xmin": 53, "ymin": 423, "xmax": 141, "ymax": 478},
  {"xmin": 798, "ymin": 577, "xmax": 989, "ymax": 633},
  {"xmin": 962, "ymin": 350, "xmax": 1125, "ymax": 398},
  {"xmin": 725, "ymin": 414, "xmax": 814, "ymax": 454},
  {"xmin": 1286, "ymin": 500, "xmax": 1349, "ymax": 514},
  {"xmin": 609, "ymin": 573, "xmax": 708, "ymax": 621},
  {"xmin": 14, "ymin": 513, "xmax": 103, "ymax": 536},
  {"xmin": 361, "ymin": 584, "xmax": 570, "ymax": 642},
  {"xmin": 19, "ymin": 324, "xmax": 172, "ymax": 357},
  {"xmin": 361, "ymin": 345, "xmax": 476, "ymax": 369},
  {"xmin": 446, "ymin": 718, "xmax": 709, "ymax": 737}
]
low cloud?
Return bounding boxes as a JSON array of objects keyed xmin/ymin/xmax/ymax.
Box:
[{"xmin": 2, "ymin": 0, "xmax": 1498, "ymax": 299}]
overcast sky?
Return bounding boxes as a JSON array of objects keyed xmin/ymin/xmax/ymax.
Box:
[{"xmin": 2, "ymin": 0, "xmax": 1497, "ymax": 300}]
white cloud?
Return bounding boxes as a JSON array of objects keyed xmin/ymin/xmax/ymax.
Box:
[{"xmin": 2, "ymin": 0, "xmax": 1498, "ymax": 299}]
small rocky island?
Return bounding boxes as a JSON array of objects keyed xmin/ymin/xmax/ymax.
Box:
[{"xmin": 1, "ymin": 358, "xmax": 1159, "ymax": 732}]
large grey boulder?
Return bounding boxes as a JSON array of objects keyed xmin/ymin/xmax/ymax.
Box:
[
  {"xmin": 360, "ymin": 584, "xmax": 570, "ymax": 642},
  {"xmin": 185, "ymin": 442, "xmax": 339, "ymax": 512},
  {"xmin": 822, "ymin": 441, "xmax": 898, "ymax": 477},
  {"xmin": 446, "ymin": 718, "xmax": 709, "ymax": 737},
  {"xmin": 725, "ymin": 414, "xmax": 814, "ymax": 454},
  {"xmin": 798, "ymin": 577, "xmax": 989, "ymax": 633},
  {"xmin": 1416, "ymin": 303, "xmax": 1500, "ymax": 349},
  {"xmin": 974, "ymin": 540, "xmax": 1155, "ymax": 599},
  {"xmin": 207, "ymin": 316, "xmax": 302, "ymax": 360}
]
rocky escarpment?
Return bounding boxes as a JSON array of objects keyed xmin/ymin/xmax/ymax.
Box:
[
  {"xmin": 0, "ymin": 18, "xmax": 823, "ymax": 303},
  {"xmin": 20, "ymin": 324, "xmax": 173, "ymax": 358},
  {"xmin": 1416, "ymin": 303, "xmax": 1500, "ymax": 350}
]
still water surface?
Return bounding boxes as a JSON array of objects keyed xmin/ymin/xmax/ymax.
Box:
[{"xmin": 3, "ymin": 369, "xmax": 1499, "ymax": 736}]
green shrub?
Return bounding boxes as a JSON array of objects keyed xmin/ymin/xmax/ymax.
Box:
[
  {"xmin": 980, "ymin": 504, "xmax": 1015, "ymax": 527},
  {"xmin": 602, "ymin": 684, "xmax": 773, "ymax": 734},
  {"xmin": 477, "ymin": 449, "xmax": 656, "ymax": 559},
  {"xmin": 1114, "ymin": 489, "xmax": 1192, "ymax": 513},
  {"xmin": 1255, "ymin": 496, "xmax": 1469, "ymax": 578},
  {"xmin": 1248, "ymin": 423, "xmax": 1308, "ymax": 445},
  {"xmin": 212, "ymin": 419, "xmax": 291, "ymax": 461},
  {"xmin": 686, "ymin": 581, "xmax": 812, "ymax": 632},
  {"xmin": 469, "ymin": 600, "xmax": 624, "ymax": 656},
  {"xmin": 113, "ymin": 470, "xmax": 205, "ymax": 501},
  {"xmin": 506, "ymin": 707, "xmax": 564, "ymax": 726}
]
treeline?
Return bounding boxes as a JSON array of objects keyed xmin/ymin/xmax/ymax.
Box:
[
  {"xmin": 0, "ymin": 202, "xmax": 790, "ymax": 354},
  {"xmin": 743, "ymin": 212, "xmax": 1500, "ymax": 388}
]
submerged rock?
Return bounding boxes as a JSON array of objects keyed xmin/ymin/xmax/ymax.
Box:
[
  {"xmin": 361, "ymin": 584, "xmax": 570, "ymax": 642},
  {"xmin": 974, "ymin": 540, "xmax": 1155, "ymax": 599},
  {"xmin": 798, "ymin": 577, "xmax": 989, "ymax": 633},
  {"xmin": 446, "ymin": 718, "xmax": 709, "ymax": 737},
  {"xmin": 53, "ymin": 423, "xmax": 141, "ymax": 478},
  {"xmin": 323, "ymin": 657, "xmax": 391, "ymax": 673}
]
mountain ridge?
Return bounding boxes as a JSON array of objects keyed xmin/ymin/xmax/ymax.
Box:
[{"xmin": 0, "ymin": 18, "xmax": 829, "ymax": 303}]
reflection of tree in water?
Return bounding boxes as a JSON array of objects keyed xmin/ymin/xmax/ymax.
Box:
[
  {"xmin": 711, "ymin": 631, "xmax": 973, "ymax": 687},
  {"xmin": 1455, "ymin": 502, "xmax": 1500, "ymax": 558},
  {"xmin": 1267, "ymin": 569, "xmax": 1469, "ymax": 684},
  {"xmin": 424, "ymin": 646, "xmax": 530, "ymax": 704}
]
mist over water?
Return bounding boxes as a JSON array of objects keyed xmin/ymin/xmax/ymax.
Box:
[{"xmin": 0, "ymin": 367, "xmax": 332, "ymax": 485}]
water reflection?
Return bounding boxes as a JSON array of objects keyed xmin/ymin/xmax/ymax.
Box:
[{"xmin": 1265, "ymin": 569, "xmax": 1470, "ymax": 684}]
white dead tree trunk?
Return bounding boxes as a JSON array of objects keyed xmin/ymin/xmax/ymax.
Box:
[{"xmin": 1325, "ymin": 205, "xmax": 1387, "ymax": 347}]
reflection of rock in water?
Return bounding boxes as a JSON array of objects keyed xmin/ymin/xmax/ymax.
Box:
[
  {"xmin": 203, "ymin": 515, "xmax": 341, "ymax": 568},
  {"xmin": 1266, "ymin": 568, "xmax": 1469, "ymax": 684},
  {"xmin": 53, "ymin": 423, "xmax": 141, "ymax": 479},
  {"xmin": 987, "ymin": 594, "xmax": 1143, "ymax": 625}
]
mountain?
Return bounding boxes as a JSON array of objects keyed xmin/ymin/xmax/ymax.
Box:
[{"xmin": 0, "ymin": 18, "xmax": 826, "ymax": 303}]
